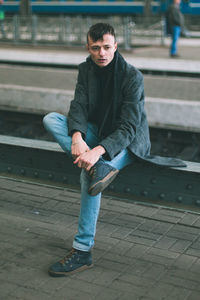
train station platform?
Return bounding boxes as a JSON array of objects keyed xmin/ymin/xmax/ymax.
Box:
[
  {"xmin": 1, "ymin": 175, "xmax": 200, "ymax": 300},
  {"xmin": 0, "ymin": 38, "xmax": 200, "ymax": 73}
]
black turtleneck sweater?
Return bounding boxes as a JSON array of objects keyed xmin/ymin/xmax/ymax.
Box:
[{"xmin": 91, "ymin": 53, "xmax": 116, "ymax": 139}]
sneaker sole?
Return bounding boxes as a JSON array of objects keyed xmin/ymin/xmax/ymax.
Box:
[
  {"xmin": 88, "ymin": 169, "xmax": 119, "ymax": 196},
  {"xmin": 48, "ymin": 263, "xmax": 93, "ymax": 277}
]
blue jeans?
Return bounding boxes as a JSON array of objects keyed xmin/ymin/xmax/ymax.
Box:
[
  {"xmin": 170, "ymin": 26, "xmax": 181, "ymax": 55},
  {"xmin": 43, "ymin": 112, "xmax": 134, "ymax": 251}
]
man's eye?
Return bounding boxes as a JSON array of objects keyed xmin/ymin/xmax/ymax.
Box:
[{"xmin": 92, "ymin": 47, "xmax": 99, "ymax": 51}]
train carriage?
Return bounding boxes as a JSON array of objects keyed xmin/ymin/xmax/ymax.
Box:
[{"xmin": 2, "ymin": 0, "xmax": 200, "ymax": 15}]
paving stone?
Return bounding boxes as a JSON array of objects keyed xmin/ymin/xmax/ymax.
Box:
[
  {"xmin": 172, "ymin": 224, "xmax": 200, "ymax": 235},
  {"xmin": 135, "ymin": 206, "xmax": 160, "ymax": 218},
  {"xmin": 0, "ymin": 281, "xmax": 19, "ymax": 297},
  {"xmin": 161, "ymin": 272, "xmax": 200, "ymax": 291},
  {"xmin": 161, "ymin": 286, "xmax": 191, "ymax": 300},
  {"xmin": 147, "ymin": 247, "xmax": 180, "ymax": 259},
  {"xmin": 9, "ymin": 286, "xmax": 52, "ymax": 300},
  {"xmin": 111, "ymin": 226, "xmax": 134, "ymax": 239},
  {"xmin": 144, "ymin": 282, "xmax": 174, "ymax": 299},
  {"xmin": 141, "ymin": 253, "xmax": 177, "ymax": 267},
  {"xmin": 192, "ymin": 217, "xmax": 200, "ymax": 228},
  {"xmin": 142, "ymin": 264, "xmax": 167, "ymax": 280},
  {"xmin": 166, "ymin": 229, "xmax": 198, "ymax": 242},
  {"xmin": 185, "ymin": 247, "xmax": 200, "ymax": 258},
  {"xmin": 150, "ymin": 211, "xmax": 183, "ymax": 223},
  {"xmin": 110, "ymin": 240, "xmax": 134, "ymax": 255},
  {"xmin": 179, "ymin": 213, "xmax": 200, "ymax": 226},
  {"xmin": 110, "ymin": 279, "xmax": 147, "ymax": 297},
  {"xmin": 95, "ymin": 287, "xmax": 122, "ymax": 300},
  {"xmin": 169, "ymin": 239, "xmax": 192, "ymax": 253},
  {"xmin": 138, "ymin": 220, "xmax": 173, "ymax": 235},
  {"xmin": 124, "ymin": 243, "xmax": 150, "ymax": 258},
  {"xmin": 154, "ymin": 236, "xmax": 177, "ymax": 250},
  {"xmin": 187, "ymin": 291, "xmax": 200, "ymax": 300},
  {"xmin": 173, "ymin": 254, "xmax": 197, "ymax": 270},
  {"xmin": 125, "ymin": 259, "xmax": 153, "ymax": 276},
  {"xmin": 103, "ymin": 252, "xmax": 137, "ymax": 266},
  {"xmin": 96, "ymin": 258, "xmax": 128, "ymax": 273},
  {"xmin": 118, "ymin": 273, "xmax": 156, "ymax": 288}
]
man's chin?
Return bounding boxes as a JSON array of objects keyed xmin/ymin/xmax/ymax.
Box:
[{"xmin": 96, "ymin": 61, "xmax": 108, "ymax": 67}]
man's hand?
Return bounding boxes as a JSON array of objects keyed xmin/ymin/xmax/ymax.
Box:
[
  {"xmin": 71, "ymin": 131, "xmax": 89, "ymax": 159},
  {"xmin": 74, "ymin": 146, "xmax": 106, "ymax": 171}
]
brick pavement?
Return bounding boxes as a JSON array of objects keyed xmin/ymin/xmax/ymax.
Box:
[{"xmin": 0, "ymin": 175, "xmax": 200, "ymax": 300}]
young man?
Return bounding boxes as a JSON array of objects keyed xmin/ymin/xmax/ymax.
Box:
[
  {"xmin": 166, "ymin": 0, "xmax": 185, "ymax": 58},
  {"xmin": 43, "ymin": 23, "xmax": 185, "ymax": 277}
]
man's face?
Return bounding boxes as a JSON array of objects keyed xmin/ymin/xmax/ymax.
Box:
[
  {"xmin": 87, "ymin": 34, "xmax": 117, "ymax": 68},
  {"xmin": 174, "ymin": 0, "xmax": 181, "ymax": 5}
]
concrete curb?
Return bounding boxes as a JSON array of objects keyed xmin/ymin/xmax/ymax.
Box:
[{"xmin": 1, "ymin": 84, "xmax": 200, "ymax": 132}]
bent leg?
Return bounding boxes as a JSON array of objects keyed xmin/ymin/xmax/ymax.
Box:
[{"xmin": 43, "ymin": 112, "xmax": 72, "ymax": 155}]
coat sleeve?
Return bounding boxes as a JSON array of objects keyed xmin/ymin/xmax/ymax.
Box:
[
  {"xmin": 67, "ymin": 64, "xmax": 89, "ymax": 138},
  {"xmin": 99, "ymin": 69, "xmax": 145, "ymax": 160}
]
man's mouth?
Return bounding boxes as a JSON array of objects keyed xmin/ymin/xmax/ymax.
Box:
[{"xmin": 98, "ymin": 59, "xmax": 106, "ymax": 63}]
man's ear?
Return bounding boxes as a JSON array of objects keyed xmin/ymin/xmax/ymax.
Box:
[
  {"xmin": 86, "ymin": 44, "xmax": 89, "ymax": 51},
  {"xmin": 114, "ymin": 42, "xmax": 118, "ymax": 52}
]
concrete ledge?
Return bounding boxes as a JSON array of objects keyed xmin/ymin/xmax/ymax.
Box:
[
  {"xmin": 0, "ymin": 134, "xmax": 63, "ymax": 152},
  {"xmin": 0, "ymin": 84, "xmax": 73, "ymax": 115},
  {"xmin": 146, "ymin": 97, "xmax": 200, "ymax": 132},
  {"xmin": 1, "ymin": 84, "xmax": 200, "ymax": 132}
]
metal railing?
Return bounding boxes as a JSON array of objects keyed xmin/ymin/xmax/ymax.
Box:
[{"xmin": 0, "ymin": 15, "xmax": 166, "ymax": 49}]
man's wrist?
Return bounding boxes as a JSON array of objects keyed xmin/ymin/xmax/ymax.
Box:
[
  {"xmin": 72, "ymin": 131, "xmax": 83, "ymax": 143},
  {"xmin": 94, "ymin": 145, "xmax": 106, "ymax": 156}
]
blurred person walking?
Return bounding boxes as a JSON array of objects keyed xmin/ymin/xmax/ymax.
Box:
[{"xmin": 166, "ymin": 0, "xmax": 185, "ymax": 58}]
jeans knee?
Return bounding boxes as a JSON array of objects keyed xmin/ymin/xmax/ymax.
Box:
[{"xmin": 43, "ymin": 112, "xmax": 58, "ymax": 130}]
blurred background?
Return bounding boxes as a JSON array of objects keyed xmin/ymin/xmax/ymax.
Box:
[{"xmin": 0, "ymin": 0, "xmax": 199, "ymax": 47}]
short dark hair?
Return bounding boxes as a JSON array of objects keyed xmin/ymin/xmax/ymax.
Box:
[{"xmin": 87, "ymin": 23, "xmax": 116, "ymax": 43}]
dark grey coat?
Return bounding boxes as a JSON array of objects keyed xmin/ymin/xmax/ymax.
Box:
[{"xmin": 68, "ymin": 53, "xmax": 186, "ymax": 167}]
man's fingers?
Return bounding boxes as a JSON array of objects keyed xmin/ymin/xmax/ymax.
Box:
[{"xmin": 73, "ymin": 157, "xmax": 79, "ymax": 164}]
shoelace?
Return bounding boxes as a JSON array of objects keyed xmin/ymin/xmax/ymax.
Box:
[
  {"xmin": 89, "ymin": 166, "xmax": 96, "ymax": 178},
  {"xmin": 60, "ymin": 248, "xmax": 76, "ymax": 265}
]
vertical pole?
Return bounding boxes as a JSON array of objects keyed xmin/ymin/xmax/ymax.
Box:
[
  {"xmin": 123, "ymin": 16, "xmax": 131, "ymax": 50},
  {"xmin": 13, "ymin": 15, "xmax": 19, "ymax": 44},
  {"xmin": 31, "ymin": 14, "xmax": 37, "ymax": 45},
  {"xmin": 161, "ymin": 15, "xmax": 165, "ymax": 46}
]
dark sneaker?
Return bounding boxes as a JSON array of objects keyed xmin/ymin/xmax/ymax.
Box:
[
  {"xmin": 48, "ymin": 248, "xmax": 93, "ymax": 277},
  {"xmin": 88, "ymin": 160, "xmax": 119, "ymax": 196},
  {"xmin": 170, "ymin": 54, "xmax": 180, "ymax": 58}
]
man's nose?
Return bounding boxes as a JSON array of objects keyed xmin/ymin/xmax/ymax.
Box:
[{"xmin": 99, "ymin": 48, "xmax": 105, "ymax": 56}]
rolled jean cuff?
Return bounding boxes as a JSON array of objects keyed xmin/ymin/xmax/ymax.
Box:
[{"xmin": 72, "ymin": 240, "xmax": 92, "ymax": 252}]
